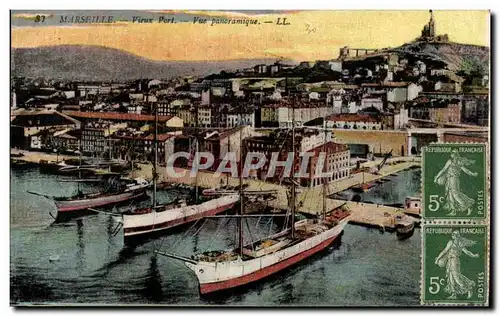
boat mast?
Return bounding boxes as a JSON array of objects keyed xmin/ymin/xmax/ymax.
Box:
[
  {"xmin": 238, "ymin": 99, "xmax": 244, "ymax": 257},
  {"xmin": 108, "ymin": 137, "xmax": 111, "ymax": 173},
  {"xmin": 291, "ymin": 92, "xmax": 296, "ymax": 240},
  {"xmin": 78, "ymin": 143, "xmax": 82, "ymax": 193},
  {"xmin": 194, "ymin": 101, "xmax": 199, "ymax": 203},
  {"xmin": 153, "ymin": 101, "xmax": 158, "ymax": 209},
  {"xmin": 226, "ymin": 128, "xmax": 230, "ymax": 187},
  {"xmin": 322, "ymin": 108, "xmax": 327, "ymax": 220}
]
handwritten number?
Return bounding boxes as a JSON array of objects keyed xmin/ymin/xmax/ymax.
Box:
[
  {"xmin": 34, "ymin": 15, "xmax": 46, "ymax": 23},
  {"xmin": 305, "ymin": 23, "xmax": 316, "ymax": 34}
]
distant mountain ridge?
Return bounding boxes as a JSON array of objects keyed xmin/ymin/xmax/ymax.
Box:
[
  {"xmin": 11, "ymin": 41, "xmax": 489, "ymax": 81},
  {"xmin": 11, "ymin": 45, "xmax": 287, "ymax": 81}
]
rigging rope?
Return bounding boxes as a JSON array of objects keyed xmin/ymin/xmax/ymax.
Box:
[
  {"xmin": 157, "ymin": 217, "xmax": 200, "ymax": 253},
  {"xmin": 205, "ymin": 217, "xmax": 230, "ymax": 252},
  {"xmin": 266, "ymin": 216, "xmax": 274, "ymax": 239},
  {"xmin": 254, "ymin": 215, "xmax": 262, "ymax": 230},
  {"xmin": 179, "ymin": 219, "xmax": 207, "ymax": 254},
  {"xmin": 244, "ymin": 218, "xmax": 255, "ymax": 251}
]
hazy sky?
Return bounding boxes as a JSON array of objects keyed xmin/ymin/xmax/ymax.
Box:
[{"xmin": 11, "ymin": 10, "xmax": 490, "ymax": 61}]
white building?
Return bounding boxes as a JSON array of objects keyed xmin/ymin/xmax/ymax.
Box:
[
  {"xmin": 300, "ymin": 131, "xmax": 333, "ymax": 152},
  {"xmin": 329, "ymin": 60, "xmax": 343, "ymax": 72},
  {"xmin": 198, "ymin": 107, "xmax": 212, "ymax": 127},
  {"xmin": 326, "ymin": 114, "xmax": 382, "ymax": 130},
  {"xmin": 277, "ymin": 106, "xmax": 333, "ymax": 127},
  {"xmin": 227, "ymin": 112, "xmax": 255, "ymax": 128},
  {"xmin": 394, "ymin": 108, "xmax": 409, "ymax": 129},
  {"xmin": 362, "ymin": 82, "xmax": 421, "ymax": 102},
  {"xmin": 305, "ymin": 142, "xmax": 350, "ymax": 187},
  {"xmin": 360, "ymin": 97, "xmax": 384, "ymax": 112}
]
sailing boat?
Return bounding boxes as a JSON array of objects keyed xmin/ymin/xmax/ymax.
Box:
[
  {"xmin": 121, "ymin": 101, "xmax": 239, "ymax": 243},
  {"xmin": 156, "ymin": 94, "xmax": 350, "ymax": 295},
  {"xmin": 352, "ymin": 169, "xmax": 374, "ymax": 193},
  {"xmin": 51, "ymin": 176, "xmax": 149, "ymax": 219},
  {"xmin": 29, "ymin": 140, "xmax": 150, "ymax": 221}
]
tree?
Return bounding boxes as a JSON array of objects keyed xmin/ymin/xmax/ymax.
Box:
[{"xmin": 460, "ymin": 56, "xmax": 487, "ymax": 77}]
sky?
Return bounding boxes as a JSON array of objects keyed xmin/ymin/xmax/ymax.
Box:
[{"xmin": 11, "ymin": 10, "xmax": 490, "ymax": 62}]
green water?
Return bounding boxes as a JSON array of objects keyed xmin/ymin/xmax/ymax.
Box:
[{"xmin": 11, "ymin": 166, "xmax": 421, "ymax": 306}]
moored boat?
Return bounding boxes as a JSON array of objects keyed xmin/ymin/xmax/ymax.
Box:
[
  {"xmin": 39, "ymin": 159, "xmax": 69, "ymax": 174},
  {"xmin": 120, "ymin": 102, "xmax": 240, "ymax": 243},
  {"xmin": 395, "ymin": 214, "xmax": 416, "ymax": 240},
  {"xmin": 352, "ymin": 182, "xmax": 375, "ymax": 193},
  {"xmin": 156, "ymin": 94, "xmax": 350, "ymax": 295},
  {"xmin": 161, "ymin": 215, "xmax": 349, "ymax": 294},
  {"xmin": 122, "ymin": 194, "xmax": 239, "ymax": 240},
  {"xmin": 29, "ymin": 177, "xmax": 151, "ymax": 221},
  {"xmin": 54, "ymin": 191, "xmax": 146, "ymax": 221},
  {"xmin": 54, "ymin": 179, "xmax": 150, "ymax": 213}
]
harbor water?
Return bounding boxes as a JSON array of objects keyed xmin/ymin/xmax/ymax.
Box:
[{"xmin": 11, "ymin": 166, "xmax": 421, "ymax": 306}]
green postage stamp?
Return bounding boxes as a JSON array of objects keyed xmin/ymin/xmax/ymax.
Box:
[
  {"xmin": 422, "ymin": 225, "xmax": 488, "ymax": 305},
  {"xmin": 422, "ymin": 143, "xmax": 487, "ymax": 220}
]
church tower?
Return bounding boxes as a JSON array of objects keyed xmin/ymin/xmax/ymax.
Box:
[{"xmin": 428, "ymin": 10, "xmax": 435, "ymax": 38}]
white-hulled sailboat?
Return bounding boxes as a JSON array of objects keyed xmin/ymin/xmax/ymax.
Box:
[
  {"xmin": 121, "ymin": 101, "xmax": 239, "ymax": 243},
  {"xmin": 156, "ymin": 94, "xmax": 350, "ymax": 295}
]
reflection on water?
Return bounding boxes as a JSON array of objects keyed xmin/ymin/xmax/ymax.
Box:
[
  {"xmin": 334, "ymin": 168, "xmax": 421, "ymax": 205},
  {"xmin": 11, "ymin": 166, "xmax": 421, "ymax": 306}
]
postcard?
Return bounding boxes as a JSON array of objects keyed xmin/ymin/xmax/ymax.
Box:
[{"xmin": 10, "ymin": 9, "xmax": 490, "ymax": 307}]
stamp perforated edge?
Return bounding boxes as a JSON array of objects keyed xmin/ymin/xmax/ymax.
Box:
[
  {"xmin": 420, "ymin": 141, "xmax": 490, "ymax": 306},
  {"xmin": 421, "ymin": 142, "xmax": 488, "ymax": 221},
  {"xmin": 420, "ymin": 222, "xmax": 489, "ymax": 306}
]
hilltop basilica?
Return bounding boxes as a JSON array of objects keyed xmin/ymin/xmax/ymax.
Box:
[{"xmin": 418, "ymin": 10, "xmax": 449, "ymax": 43}]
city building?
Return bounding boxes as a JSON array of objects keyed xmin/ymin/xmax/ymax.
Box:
[
  {"xmin": 429, "ymin": 100, "xmax": 461, "ymax": 124},
  {"xmin": 202, "ymin": 126, "xmax": 263, "ymax": 172},
  {"xmin": 198, "ymin": 106, "xmax": 212, "ymax": 128},
  {"xmin": 227, "ymin": 110, "xmax": 255, "ymax": 128},
  {"xmin": 302, "ymin": 142, "xmax": 350, "ymax": 187},
  {"xmin": 178, "ymin": 106, "xmax": 195, "ymax": 127},
  {"xmin": 11, "ymin": 110, "xmax": 80, "ymax": 149},
  {"xmin": 243, "ymin": 128, "xmax": 331, "ymax": 182},
  {"xmin": 111, "ymin": 130, "xmax": 175, "ymax": 164},
  {"xmin": 261, "ymin": 101, "xmax": 333, "ymax": 128},
  {"xmin": 361, "ymin": 82, "xmax": 421, "ymax": 102},
  {"xmin": 81, "ymin": 122, "xmax": 127, "ymax": 157},
  {"xmin": 63, "ymin": 111, "xmax": 184, "ymax": 128},
  {"xmin": 326, "ymin": 114, "xmax": 382, "ymax": 130}
]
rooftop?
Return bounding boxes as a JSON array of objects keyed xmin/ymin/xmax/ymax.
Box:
[
  {"xmin": 361, "ymin": 82, "xmax": 412, "ymax": 88},
  {"xmin": 11, "ymin": 111, "xmax": 80, "ymax": 127},
  {"xmin": 63, "ymin": 111, "xmax": 174, "ymax": 122},
  {"xmin": 327, "ymin": 113, "xmax": 380, "ymax": 123},
  {"xmin": 307, "ymin": 142, "xmax": 349, "ymax": 155},
  {"xmin": 111, "ymin": 131, "xmax": 174, "ymax": 142}
]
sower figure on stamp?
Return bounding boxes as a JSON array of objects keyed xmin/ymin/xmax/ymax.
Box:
[
  {"xmin": 435, "ymin": 230, "xmax": 479, "ymax": 299},
  {"xmin": 434, "ymin": 149, "xmax": 477, "ymax": 216}
]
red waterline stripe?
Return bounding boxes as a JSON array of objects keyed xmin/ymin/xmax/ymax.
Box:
[{"xmin": 199, "ymin": 234, "xmax": 338, "ymax": 294}]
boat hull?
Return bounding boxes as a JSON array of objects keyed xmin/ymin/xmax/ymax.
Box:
[
  {"xmin": 123, "ymin": 195, "xmax": 239, "ymax": 240},
  {"xmin": 55, "ymin": 190, "xmax": 147, "ymax": 213},
  {"xmin": 186, "ymin": 218, "xmax": 349, "ymax": 295}
]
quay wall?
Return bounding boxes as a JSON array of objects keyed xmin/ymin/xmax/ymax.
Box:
[{"xmin": 332, "ymin": 130, "xmax": 409, "ymax": 156}]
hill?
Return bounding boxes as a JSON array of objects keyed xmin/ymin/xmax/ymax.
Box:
[
  {"xmin": 391, "ymin": 41, "xmax": 489, "ymax": 72},
  {"xmin": 11, "ymin": 45, "xmax": 283, "ymax": 81}
]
